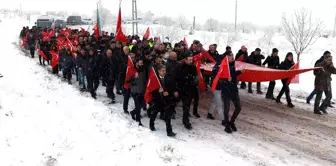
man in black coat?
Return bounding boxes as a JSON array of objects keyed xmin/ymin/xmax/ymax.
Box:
[
  {"xmin": 235, "ymin": 46, "xmax": 248, "ymax": 89},
  {"xmin": 263, "ymin": 48, "xmax": 280, "ymax": 100},
  {"xmin": 104, "ymin": 49, "xmax": 119, "ymax": 104},
  {"xmin": 86, "ymin": 48, "xmax": 101, "ymax": 99},
  {"xmin": 149, "ymin": 65, "xmax": 177, "ymax": 137},
  {"xmin": 221, "ymin": 52, "xmax": 244, "ymax": 133},
  {"xmin": 176, "ymin": 52, "xmax": 199, "ymax": 130},
  {"xmin": 247, "ymin": 48, "xmax": 265, "ymax": 94},
  {"xmin": 116, "ymin": 46, "xmax": 129, "ymax": 95},
  {"xmin": 165, "ymin": 51, "xmax": 181, "ymax": 119}
]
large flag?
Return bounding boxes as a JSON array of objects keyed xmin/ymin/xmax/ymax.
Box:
[
  {"xmin": 124, "ymin": 56, "xmax": 137, "ymax": 89},
  {"xmin": 115, "ymin": 7, "xmax": 129, "ymax": 42},
  {"xmin": 50, "ymin": 50, "xmax": 60, "ymax": 68},
  {"xmin": 211, "ymin": 56, "xmax": 231, "ymax": 91},
  {"xmin": 201, "ymin": 61, "xmax": 318, "ymax": 82},
  {"xmin": 36, "ymin": 48, "xmax": 48, "ymax": 60},
  {"xmin": 286, "ymin": 62, "xmax": 300, "ymax": 84},
  {"xmin": 144, "ymin": 67, "xmax": 162, "ymax": 103},
  {"xmin": 143, "ymin": 27, "xmax": 150, "ymax": 40},
  {"xmin": 93, "ymin": 6, "xmax": 102, "ymax": 39}
]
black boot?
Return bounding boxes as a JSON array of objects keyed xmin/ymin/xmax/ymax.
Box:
[
  {"xmin": 149, "ymin": 119, "xmax": 156, "ymax": 131},
  {"xmin": 230, "ymin": 123, "xmax": 237, "ymax": 132},
  {"xmin": 183, "ymin": 122, "xmax": 192, "ymax": 130},
  {"xmin": 287, "ymin": 103, "xmax": 295, "ymax": 108},
  {"xmin": 224, "ymin": 124, "xmax": 232, "ymax": 134},
  {"xmin": 130, "ymin": 111, "xmax": 136, "ymax": 120},
  {"xmin": 207, "ymin": 113, "xmax": 215, "ymax": 120},
  {"xmin": 314, "ymin": 109, "xmax": 323, "ymax": 115},
  {"xmin": 193, "ymin": 112, "xmax": 200, "ymax": 118},
  {"xmin": 167, "ymin": 131, "xmax": 176, "ymax": 137},
  {"xmin": 124, "ymin": 110, "xmax": 129, "ymax": 114}
]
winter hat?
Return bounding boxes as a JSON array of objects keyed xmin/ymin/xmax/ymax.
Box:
[
  {"xmin": 323, "ymin": 51, "xmax": 331, "ymax": 56},
  {"xmin": 255, "ymin": 48, "xmax": 261, "ymax": 52},
  {"xmin": 272, "ymin": 48, "xmax": 279, "ymax": 53},
  {"xmin": 226, "ymin": 46, "xmax": 231, "ymax": 51}
]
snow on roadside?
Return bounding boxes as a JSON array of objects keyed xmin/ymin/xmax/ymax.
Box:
[{"xmin": 0, "ymin": 18, "xmax": 250, "ymax": 166}]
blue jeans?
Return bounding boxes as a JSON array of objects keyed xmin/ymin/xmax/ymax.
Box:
[
  {"xmin": 78, "ymin": 69, "xmax": 86, "ymax": 89},
  {"xmin": 307, "ymin": 89, "xmax": 317, "ymax": 102}
]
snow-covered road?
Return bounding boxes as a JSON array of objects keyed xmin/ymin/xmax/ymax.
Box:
[{"xmin": 1, "ymin": 17, "xmax": 336, "ymax": 166}]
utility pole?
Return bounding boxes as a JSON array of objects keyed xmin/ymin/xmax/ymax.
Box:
[
  {"xmin": 234, "ymin": 0, "xmax": 238, "ymax": 39},
  {"xmin": 132, "ymin": 0, "xmax": 138, "ymax": 35},
  {"xmin": 333, "ymin": 6, "xmax": 336, "ymax": 38}
]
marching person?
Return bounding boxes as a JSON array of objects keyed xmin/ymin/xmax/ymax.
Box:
[
  {"xmin": 104, "ymin": 49, "xmax": 119, "ymax": 104},
  {"xmin": 62, "ymin": 48, "xmax": 75, "ymax": 84},
  {"xmin": 221, "ymin": 51, "xmax": 244, "ymax": 133},
  {"xmin": 149, "ymin": 65, "xmax": 177, "ymax": 137},
  {"xmin": 275, "ymin": 52, "xmax": 295, "ymax": 108},
  {"xmin": 177, "ymin": 52, "xmax": 199, "ymax": 130},
  {"xmin": 313, "ymin": 51, "xmax": 336, "ymax": 114},
  {"xmin": 247, "ymin": 48, "xmax": 265, "ymax": 94},
  {"xmin": 263, "ymin": 48, "xmax": 280, "ymax": 100},
  {"xmin": 235, "ymin": 46, "xmax": 248, "ymax": 89},
  {"xmin": 86, "ymin": 48, "xmax": 101, "ymax": 99},
  {"xmin": 128, "ymin": 57, "xmax": 147, "ymax": 126}
]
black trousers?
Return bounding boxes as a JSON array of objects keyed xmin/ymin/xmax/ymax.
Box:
[
  {"xmin": 150, "ymin": 97, "xmax": 174, "ymax": 133},
  {"xmin": 87, "ymin": 74, "xmax": 100, "ymax": 97},
  {"xmin": 123, "ymin": 88, "xmax": 131, "ymax": 112},
  {"xmin": 266, "ymin": 81, "xmax": 276, "ymax": 98},
  {"xmin": 181, "ymin": 88, "xmax": 199, "ymax": 124},
  {"xmin": 116, "ymin": 73, "xmax": 125, "ymax": 92},
  {"xmin": 315, "ymin": 90, "xmax": 332, "ymax": 111},
  {"xmin": 276, "ymin": 82, "xmax": 291, "ymax": 103},
  {"xmin": 106, "ymin": 79, "xmax": 115, "ymax": 100},
  {"xmin": 223, "ymin": 95, "xmax": 242, "ymax": 124},
  {"xmin": 52, "ymin": 64, "xmax": 59, "ymax": 74},
  {"xmin": 62, "ymin": 68, "xmax": 72, "ymax": 83},
  {"xmin": 248, "ymin": 82, "xmax": 261, "ymax": 92},
  {"xmin": 240, "ymin": 82, "xmax": 246, "ymax": 89},
  {"xmin": 29, "ymin": 46, "xmax": 35, "ymax": 58},
  {"xmin": 132, "ymin": 93, "xmax": 144, "ymax": 122}
]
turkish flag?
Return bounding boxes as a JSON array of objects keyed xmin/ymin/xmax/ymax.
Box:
[
  {"xmin": 286, "ymin": 62, "xmax": 300, "ymax": 84},
  {"xmin": 212, "ymin": 56, "xmax": 231, "ymax": 91},
  {"xmin": 144, "ymin": 67, "xmax": 162, "ymax": 103},
  {"xmin": 50, "ymin": 50, "xmax": 60, "ymax": 68},
  {"xmin": 124, "ymin": 56, "xmax": 137, "ymax": 89},
  {"xmin": 143, "ymin": 27, "xmax": 150, "ymax": 40},
  {"xmin": 37, "ymin": 48, "xmax": 48, "ymax": 60},
  {"xmin": 201, "ymin": 49, "xmax": 216, "ymax": 63},
  {"xmin": 193, "ymin": 54, "xmax": 206, "ymax": 91},
  {"xmin": 115, "ymin": 7, "xmax": 129, "ymax": 43}
]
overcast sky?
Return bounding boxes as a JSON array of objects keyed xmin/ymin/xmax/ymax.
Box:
[{"xmin": 3, "ymin": 0, "xmax": 336, "ymax": 29}]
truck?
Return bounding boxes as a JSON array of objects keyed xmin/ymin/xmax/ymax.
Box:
[
  {"xmin": 66, "ymin": 16, "xmax": 83, "ymax": 25},
  {"xmin": 35, "ymin": 15, "xmax": 55, "ymax": 29},
  {"xmin": 54, "ymin": 19, "xmax": 66, "ymax": 28}
]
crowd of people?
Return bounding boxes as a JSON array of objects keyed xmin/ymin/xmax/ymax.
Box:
[{"xmin": 19, "ymin": 25, "xmax": 336, "ymax": 137}]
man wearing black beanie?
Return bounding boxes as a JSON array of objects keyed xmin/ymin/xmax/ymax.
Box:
[{"xmin": 263, "ymin": 48, "xmax": 280, "ymax": 100}]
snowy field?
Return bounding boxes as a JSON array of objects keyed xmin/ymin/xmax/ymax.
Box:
[{"xmin": 1, "ymin": 16, "xmax": 336, "ymax": 166}]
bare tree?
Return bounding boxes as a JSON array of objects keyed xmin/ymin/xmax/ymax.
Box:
[
  {"xmin": 215, "ymin": 32, "xmax": 222, "ymax": 44},
  {"xmin": 200, "ymin": 31, "xmax": 210, "ymax": 45},
  {"xmin": 264, "ymin": 26, "xmax": 276, "ymax": 46},
  {"xmin": 204, "ymin": 18, "xmax": 220, "ymax": 32},
  {"xmin": 152, "ymin": 25, "xmax": 182, "ymax": 44},
  {"xmin": 282, "ymin": 8, "xmax": 324, "ymax": 61},
  {"xmin": 176, "ymin": 15, "xmax": 190, "ymax": 30},
  {"xmin": 155, "ymin": 16, "xmax": 175, "ymax": 26}
]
